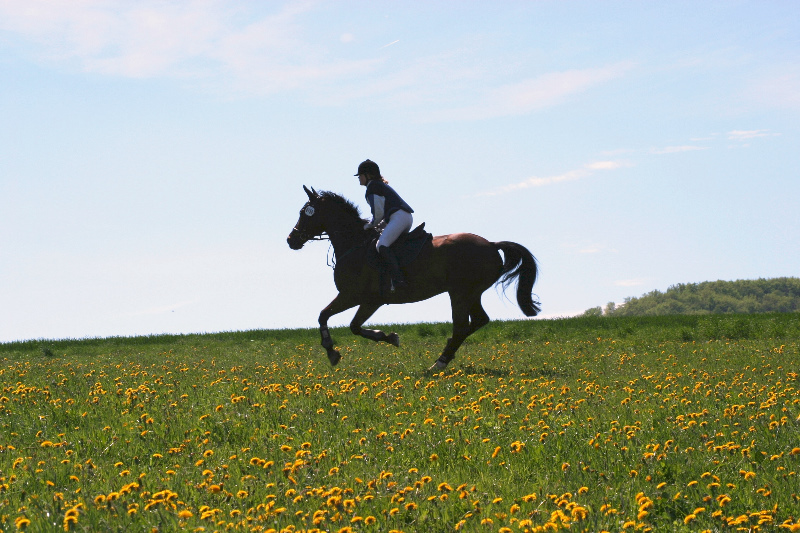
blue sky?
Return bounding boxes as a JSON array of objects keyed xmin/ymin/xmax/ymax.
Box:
[{"xmin": 2, "ymin": 1, "xmax": 798, "ymax": 342}]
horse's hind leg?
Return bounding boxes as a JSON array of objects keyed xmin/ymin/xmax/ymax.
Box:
[
  {"xmin": 350, "ymin": 303, "xmax": 400, "ymax": 347},
  {"xmin": 469, "ymin": 297, "xmax": 490, "ymax": 334},
  {"xmin": 431, "ymin": 293, "xmax": 473, "ymax": 370}
]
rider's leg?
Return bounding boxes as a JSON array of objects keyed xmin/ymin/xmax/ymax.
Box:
[{"xmin": 377, "ymin": 210, "xmax": 413, "ymax": 289}]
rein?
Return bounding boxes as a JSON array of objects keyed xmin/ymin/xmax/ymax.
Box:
[{"xmin": 293, "ymin": 226, "xmax": 373, "ymax": 271}]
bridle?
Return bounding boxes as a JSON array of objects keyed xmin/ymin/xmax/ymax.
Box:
[{"xmin": 290, "ymin": 225, "xmax": 329, "ymax": 243}]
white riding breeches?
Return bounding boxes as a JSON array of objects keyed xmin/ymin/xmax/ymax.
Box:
[{"xmin": 377, "ymin": 210, "xmax": 413, "ymax": 250}]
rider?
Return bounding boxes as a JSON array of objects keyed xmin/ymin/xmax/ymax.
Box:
[{"xmin": 356, "ymin": 159, "xmax": 414, "ymax": 290}]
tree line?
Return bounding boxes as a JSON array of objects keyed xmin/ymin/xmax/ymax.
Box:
[{"xmin": 584, "ymin": 277, "xmax": 800, "ymax": 317}]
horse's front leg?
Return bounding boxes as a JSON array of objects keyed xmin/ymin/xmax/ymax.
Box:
[
  {"xmin": 349, "ymin": 303, "xmax": 399, "ymax": 347},
  {"xmin": 318, "ymin": 294, "xmax": 357, "ymax": 366}
]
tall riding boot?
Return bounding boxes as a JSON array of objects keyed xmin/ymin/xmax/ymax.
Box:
[{"xmin": 378, "ymin": 245, "xmax": 409, "ymax": 291}]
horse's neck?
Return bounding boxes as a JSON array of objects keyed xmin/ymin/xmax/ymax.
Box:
[{"xmin": 326, "ymin": 218, "xmax": 366, "ymax": 254}]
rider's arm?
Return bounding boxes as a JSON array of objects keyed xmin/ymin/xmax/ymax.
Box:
[{"xmin": 364, "ymin": 195, "xmax": 385, "ymax": 229}]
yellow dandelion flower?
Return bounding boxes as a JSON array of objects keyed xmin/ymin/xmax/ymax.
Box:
[
  {"xmin": 15, "ymin": 517, "xmax": 31, "ymax": 530},
  {"xmin": 684, "ymin": 514, "xmax": 696, "ymax": 524},
  {"xmin": 429, "ymin": 453, "xmax": 439, "ymax": 461},
  {"xmin": 237, "ymin": 490, "xmax": 248, "ymax": 498},
  {"xmin": 178, "ymin": 510, "xmax": 193, "ymax": 519},
  {"xmin": 571, "ymin": 506, "xmax": 588, "ymax": 520}
]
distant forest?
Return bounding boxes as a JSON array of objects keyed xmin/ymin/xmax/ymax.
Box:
[{"xmin": 584, "ymin": 277, "xmax": 800, "ymax": 317}]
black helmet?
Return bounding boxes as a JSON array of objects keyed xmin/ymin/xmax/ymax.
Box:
[{"xmin": 354, "ymin": 159, "xmax": 380, "ymax": 177}]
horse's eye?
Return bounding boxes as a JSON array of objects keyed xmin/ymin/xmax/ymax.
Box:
[{"xmin": 304, "ymin": 206, "xmax": 315, "ymax": 216}]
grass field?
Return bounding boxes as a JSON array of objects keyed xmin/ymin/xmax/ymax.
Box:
[{"xmin": 1, "ymin": 313, "xmax": 799, "ymax": 533}]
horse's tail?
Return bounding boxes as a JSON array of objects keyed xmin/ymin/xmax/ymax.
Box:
[{"xmin": 494, "ymin": 241, "xmax": 541, "ymax": 317}]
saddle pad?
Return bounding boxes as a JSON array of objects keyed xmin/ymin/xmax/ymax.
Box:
[{"xmin": 366, "ymin": 223, "xmax": 433, "ymax": 269}]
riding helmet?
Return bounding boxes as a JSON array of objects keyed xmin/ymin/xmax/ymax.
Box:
[{"xmin": 355, "ymin": 159, "xmax": 381, "ymax": 177}]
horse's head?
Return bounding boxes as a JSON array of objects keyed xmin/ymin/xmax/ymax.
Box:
[{"xmin": 287, "ymin": 185, "xmax": 325, "ymax": 250}]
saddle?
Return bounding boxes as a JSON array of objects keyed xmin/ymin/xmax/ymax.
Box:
[{"xmin": 366, "ymin": 223, "xmax": 433, "ymax": 271}]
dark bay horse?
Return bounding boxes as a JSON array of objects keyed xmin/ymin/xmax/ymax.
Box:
[{"xmin": 286, "ymin": 186, "xmax": 540, "ymax": 370}]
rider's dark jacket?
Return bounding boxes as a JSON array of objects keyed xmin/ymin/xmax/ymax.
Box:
[{"xmin": 365, "ymin": 180, "xmax": 414, "ymax": 225}]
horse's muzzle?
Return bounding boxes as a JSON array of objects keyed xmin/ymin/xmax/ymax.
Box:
[{"xmin": 287, "ymin": 232, "xmax": 305, "ymax": 250}]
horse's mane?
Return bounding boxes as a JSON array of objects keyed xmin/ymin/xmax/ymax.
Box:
[{"xmin": 320, "ymin": 191, "xmax": 362, "ymax": 222}]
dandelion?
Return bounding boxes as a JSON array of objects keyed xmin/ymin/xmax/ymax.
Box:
[
  {"xmin": 571, "ymin": 506, "xmax": 589, "ymax": 520},
  {"xmin": 178, "ymin": 510, "xmax": 193, "ymax": 519},
  {"xmin": 685, "ymin": 514, "xmax": 696, "ymax": 524},
  {"xmin": 15, "ymin": 517, "xmax": 31, "ymax": 530}
]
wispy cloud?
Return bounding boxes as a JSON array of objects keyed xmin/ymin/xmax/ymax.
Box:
[
  {"xmin": 651, "ymin": 145, "xmax": 709, "ymax": 155},
  {"xmin": 422, "ymin": 62, "xmax": 634, "ymax": 121},
  {"xmin": 0, "ymin": 0, "xmax": 378, "ymax": 93},
  {"xmin": 727, "ymin": 129, "xmax": 778, "ymax": 141},
  {"xmin": 473, "ymin": 160, "xmax": 630, "ymax": 197},
  {"xmin": 614, "ymin": 278, "xmax": 646, "ymax": 287}
]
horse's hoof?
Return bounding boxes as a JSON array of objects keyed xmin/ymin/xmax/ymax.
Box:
[
  {"xmin": 327, "ymin": 350, "xmax": 341, "ymax": 366},
  {"xmin": 429, "ymin": 359, "xmax": 448, "ymax": 371},
  {"xmin": 387, "ymin": 333, "xmax": 400, "ymax": 347}
]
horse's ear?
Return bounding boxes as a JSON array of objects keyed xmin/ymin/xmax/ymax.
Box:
[
  {"xmin": 303, "ymin": 185, "xmax": 315, "ymax": 200},
  {"xmin": 311, "ymin": 186, "xmax": 318, "ymax": 196}
]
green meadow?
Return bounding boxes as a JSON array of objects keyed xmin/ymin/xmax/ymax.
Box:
[{"xmin": 1, "ymin": 313, "xmax": 799, "ymax": 532}]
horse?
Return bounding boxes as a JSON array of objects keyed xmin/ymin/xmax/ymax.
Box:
[{"xmin": 286, "ymin": 186, "xmax": 540, "ymax": 370}]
